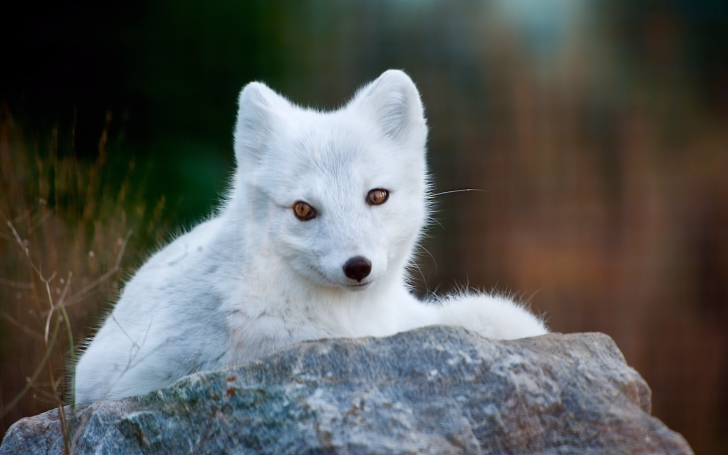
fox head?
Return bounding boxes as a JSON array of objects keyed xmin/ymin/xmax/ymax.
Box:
[{"xmin": 231, "ymin": 70, "xmax": 429, "ymax": 291}]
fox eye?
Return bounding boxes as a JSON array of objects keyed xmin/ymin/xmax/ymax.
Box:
[
  {"xmin": 366, "ymin": 189, "xmax": 389, "ymax": 206},
  {"xmin": 293, "ymin": 201, "xmax": 317, "ymax": 221}
]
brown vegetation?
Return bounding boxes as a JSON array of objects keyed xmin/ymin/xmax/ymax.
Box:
[{"xmin": 0, "ymin": 106, "xmax": 165, "ymax": 448}]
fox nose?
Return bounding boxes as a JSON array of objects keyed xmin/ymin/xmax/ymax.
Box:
[{"xmin": 343, "ymin": 256, "xmax": 372, "ymax": 282}]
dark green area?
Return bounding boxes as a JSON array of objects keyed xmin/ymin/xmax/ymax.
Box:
[
  {"xmin": 4, "ymin": 0, "xmax": 727, "ymax": 227},
  {"xmin": 4, "ymin": 0, "xmax": 287, "ymax": 224}
]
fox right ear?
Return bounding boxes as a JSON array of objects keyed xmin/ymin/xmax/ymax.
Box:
[{"xmin": 234, "ymin": 82, "xmax": 288, "ymax": 166}]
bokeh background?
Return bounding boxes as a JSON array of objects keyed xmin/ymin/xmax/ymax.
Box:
[{"xmin": 2, "ymin": 0, "xmax": 727, "ymax": 452}]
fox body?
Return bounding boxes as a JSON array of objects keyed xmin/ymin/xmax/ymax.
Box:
[{"xmin": 74, "ymin": 70, "xmax": 547, "ymax": 403}]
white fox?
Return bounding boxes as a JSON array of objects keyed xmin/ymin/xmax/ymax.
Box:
[{"xmin": 74, "ymin": 70, "xmax": 547, "ymax": 404}]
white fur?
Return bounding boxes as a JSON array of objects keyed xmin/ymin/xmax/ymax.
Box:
[{"xmin": 74, "ymin": 70, "xmax": 547, "ymax": 404}]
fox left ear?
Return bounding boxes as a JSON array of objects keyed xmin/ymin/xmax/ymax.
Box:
[{"xmin": 350, "ymin": 70, "xmax": 427, "ymax": 148}]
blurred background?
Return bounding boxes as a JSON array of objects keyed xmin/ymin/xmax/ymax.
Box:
[{"xmin": 1, "ymin": 0, "xmax": 727, "ymax": 452}]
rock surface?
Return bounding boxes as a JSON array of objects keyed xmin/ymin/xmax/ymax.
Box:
[{"xmin": 1, "ymin": 326, "xmax": 692, "ymax": 454}]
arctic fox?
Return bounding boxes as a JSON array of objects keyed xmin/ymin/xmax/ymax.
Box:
[{"xmin": 74, "ymin": 70, "xmax": 547, "ymax": 404}]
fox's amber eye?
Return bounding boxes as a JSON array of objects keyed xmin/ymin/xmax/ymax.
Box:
[
  {"xmin": 293, "ymin": 201, "xmax": 317, "ymax": 221},
  {"xmin": 366, "ymin": 189, "xmax": 389, "ymax": 206}
]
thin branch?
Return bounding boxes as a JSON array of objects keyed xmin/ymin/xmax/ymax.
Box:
[
  {"xmin": 29, "ymin": 208, "xmax": 54, "ymax": 234},
  {"xmin": 6, "ymin": 220, "xmax": 45, "ymax": 281},
  {"xmin": 0, "ymin": 309, "xmax": 44, "ymax": 341},
  {"xmin": 61, "ymin": 231, "xmax": 131, "ymax": 309},
  {"xmin": 0, "ymin": 277, "xmax": 34, "ymax": 289},
  {"xmin": 0, "ymin": 316, "xmax": 61, "ymax": 419},
  {"xmin": 42, "ymin": 271, "xmax": 58, "ymax": 344}
]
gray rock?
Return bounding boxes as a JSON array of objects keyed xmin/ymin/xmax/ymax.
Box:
[{"xmin": 1, "ymin": 326, "xmax": 693, "ymax": 454}]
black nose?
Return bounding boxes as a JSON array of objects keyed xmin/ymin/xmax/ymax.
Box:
[{"xmin": 343, "ymin": 256, "xmax": 372, "ymax": 282}]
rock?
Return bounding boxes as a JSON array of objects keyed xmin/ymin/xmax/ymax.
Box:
[{"xmin": 1, "ymin": 326, "xmax": 692, "ymax": 454}]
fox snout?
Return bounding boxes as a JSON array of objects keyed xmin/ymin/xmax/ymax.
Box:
[{"xmin": 343, "ymin": 256, "xmax": 372, "ymax": 282}]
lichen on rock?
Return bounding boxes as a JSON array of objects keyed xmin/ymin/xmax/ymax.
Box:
[{"xmin": 0, "ymin": 326, "xmax": 693, "ymax": 454}]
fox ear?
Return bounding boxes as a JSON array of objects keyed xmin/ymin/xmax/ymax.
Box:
[
  {"xmin": 351, "ymin": 70, "xmax": 427, "ymax": 147},
  {"xmin": 234, "ymin": 82, "xmax": 288, "ymax": 166}
]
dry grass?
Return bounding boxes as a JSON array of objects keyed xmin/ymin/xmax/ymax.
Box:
[{"xmin": 0, "ymin": 105, "xmax": 166, "ymax": 449}]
